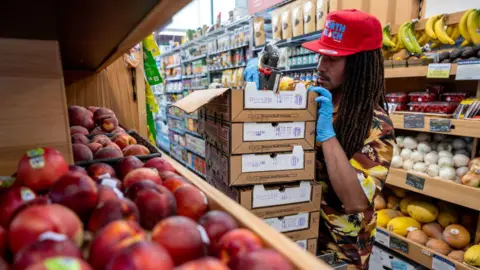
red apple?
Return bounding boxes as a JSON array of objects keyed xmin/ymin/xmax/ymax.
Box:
[
  {"xmin": 217, "ymin": 229, "xmax": 263, "ymax": 265},
  {"xmin": 97, "ymin": 186, "xmax": 122, "ymax": 204},
  {"xmin": 115, "ymin": 156, "xmax": 144, "ymax": 179},
  {"xmin": 123, "ymin": 168, "xmax": 162, "ymax": 189},
  {"xmin": 87, "ymin": 163, "xmax": 116, "ymax": 182},
  {"xmin": 144, "ymin": 157, "xmax": 176, "ymax": 173},
  {"xmin": 105, "ymin": 241, "xmax": 174, "ymax": 270},
  {"xmin": 16, "ymin": 148, "xmax": 69, "ymax": 193},
  {"xmin": 198, "ymin": 210, "xmax": 239, "ymax": 256},
  {"xmin": 0, "ymin": 186, "xmax": 37, "ymax": 227},
  {"xmin": 174, "ymin": 184, "xmax": 208, "ymax": 221}
]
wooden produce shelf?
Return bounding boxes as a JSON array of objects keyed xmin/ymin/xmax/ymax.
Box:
[
  {"xmin": 375, "ymin": 227, "xmax": 475, "ymax": 270},
  {"xmin": 390, "ymin": 113, "xmax": 480, "ymax": 138},
  {"xmin": 158, "ymin": 150, "xmax": 329, "ymax": 270},
  {"xmin": 385, "ymin": 64, "xmax": 458, "ymax": 79},
  {"xmin": 386, "ymin": 168, "xmax": 480, "ymax": 211}
]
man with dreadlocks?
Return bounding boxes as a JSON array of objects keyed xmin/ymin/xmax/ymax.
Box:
[{"xmin": 301, "ymin": 9, "xmax": 395, "ymax": 269}]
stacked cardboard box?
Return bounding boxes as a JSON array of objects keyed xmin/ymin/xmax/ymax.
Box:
[{"xmin": 173, "ymin": 82, "xmax": 320, "ymax": 254}]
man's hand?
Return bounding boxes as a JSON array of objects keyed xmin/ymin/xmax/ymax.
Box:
[{"xmin": 309, "ymin": 86, "xmax": 336, "ymax": 142}]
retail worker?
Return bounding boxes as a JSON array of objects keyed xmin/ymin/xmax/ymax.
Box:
[{"xmin": 301, "ymin": 9, "xmax": 395, "ymax": 269}]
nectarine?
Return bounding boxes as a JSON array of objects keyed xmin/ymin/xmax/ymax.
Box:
[
  {"xmin": 229, "ymin": 249, "xmax": 294, "ymax": 270},
  {"xmin": 94, "ymin": 148, "xmax": 123, "ymax": 160},
  {"xmin": 88, "ymin": 198, "xmax": 139, "ymax": 233},
  {"xmin": 100, "ymin": 117, "xmax": 119, "ymax": 132},
  {"xmin": 122, "ymin": 145, "xmax": 150, "ymax": 157},
  {"xmin": 93, "ymin": 108, "xmax": 115, "ymax": 125},
  {"xmin": 70, "ymin": 126, "xmax": 89, "ymax": 136},
  {"xmin": 68, "ymin": 165, "xmax": 88, "ymax": 175},
  {"xmin": 123, "ymin": 168, "xmax": 162, "ymax": 189},
  {"xmin": 87, "ymin": 163, "xmax": 116, "ymax": 182},
  {"xmin": 217, "ymin": 229, "xmax": 263, "ymax": 265},
  {"xmin": 199, "ymin": 210, "xmax": 239, "ymax": 256},
  {"xmin": 174, "ymin": 185, "xmax": 208, "ymax": 221},
  {"xmin": 112, "ymin": 134, "xmax": 137, "ymax": 150},
  {"xmin": 0, "ymin": 186, "xmax": 37, "ymax": 227},
  {"xmin": 105, "ymin": 241, "xmax": 174, "ymax": 270},
  {"xmin": 115, "ymin": 156, "xmax": 144, "ymax": 179},
  {"xmin": 0, "ymin": 225, "xmax": 5, "ymax": 258},
  {"xmin": 91, "ymin": 135, "xmax": 111, "ymax": 146},
  {"xmin": 97, "ymin": 186, "xmax": 122, "ymax": 204},
  {"xmin": 16, "ymin": 148, "xmax": 69, "ymax": 193},
  {"xmin": 71, "ymin": 134, "xmax": 90, "ymax": 145},
  {"xmin": 86, "ymin": 143, "xmax": 102, "ymax": 154},
  {"xmin": 151, "ymin": 216, "xmax": 207, "ymax": 265},
  {"xmin": 68, "ymin": 105, "xmax": 94, "ymax": 130},
  {"xmin": 72, "ymin": 144, "xmax": 93, "ymax": 162},
  {"xmin": 88, "ymin": 106, "xmax": 99, "ymax": 114},
  {"xmin": 163, "ymin": 176, "xmax": 188, "ymax": 193},
  {"xmin": 176, "ymin": 257, "xmax": 229, "ymax": 270},
  {"xmin": 144, "ymin": 157, "xmax": 176, "ymax": 173},
  {"xmin": 90, "ymin": 127, "xmax": 106, "ymax": 136}
]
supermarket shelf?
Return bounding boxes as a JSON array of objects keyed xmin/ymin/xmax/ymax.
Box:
[
  {"xmin": 281, "ymin": 64, "xmax": 317, "ymax": 72},
  {"xmin": 391, "ymin": 113, "xmax": 480, "ymax": 138},
  {"xmin": 375, "ymin": 228, "xmax": 472, "ymax": 270},
  {"xmin": 183, "ymin": 73, "xmax": 208, "ymax": 79},
  {"xmin": 184, "ymin": 129, "xmax": 202, "ymax": 138},
  {"xmin": 165, "ymin": 77, "xmax": 182, "ymax": 82},
  {"xmin": 186, "ymin": 147, "xmax": 205, "ymax": 158},
  {"xmin": 253, "ymin": 31, "xmax": 323, "ymax": 52},
  {"xmin": 182, "ymin": 54, "xmax": 207, "ymax": 63},
  {"xmin": 167, "ymin": 114, "xmax": 182, "ymax": 121},
  {"xmin": 171, "ymin": 140, "xmax": 186, "ymax": 149},
  {"xmin": 166, "ymin": 89, "xmax": 184, "ymax": 94},
  {"xmin": 169, "ymin": 127, "xmax": 185, "ymax": 135},
  {"xmin": 207, "ymin": 43, "xmax": 250, "ymax": 56},
  {"xmin": 186, "ymin": 163, "xmax": 206, "ymax": 179},
  {"xmin": 386, "ymin": 168, "xmax": 480, "ymax": 211},
  {"xmin": 184, "ymin": 114, "xmax": 199, "ymax": 120},
  {"xmin": 208, "ymin": 63, "xmax": 246, "ymax": 72},
  {"xmin": 184, "ymin": 86, "xmax": 208, "ymax": 90},
  {"xmin": 170, "ymin": 153, "xmax": 186, "ymax": 165},
  {"xmin": 385, "ymin": 64, "xmax": 458, "ymax": 79},
  {"xmin": 165, "ymin": 63, "xmax": 181, "ymax": 69}
]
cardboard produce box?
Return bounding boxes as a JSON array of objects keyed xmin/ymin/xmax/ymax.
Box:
[
  {"xmin": 297, "ymin": 238, "xmax": 318, "ymax": 255},
  {"xmin": 201, "ymin": 117, "xmax": 316, "ymax": 154},
  {"xmin": 173, "ymin": 82, "xmax": 317, "ymax": 123},
  {"xmin": 265, "ymin": 211, "xmax": 320, "ymax": 241},
  {"xmin": 207, "ymin": 144, "xmax": 315, "ymax": 187}
]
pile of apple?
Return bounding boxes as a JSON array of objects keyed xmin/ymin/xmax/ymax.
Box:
[
  {"xmin": 69, "ymin": 106, "xmax": 151, "ymax": 162},
  {"xmin": 0, "ymin": 147, "xmax": 295, "ymax": 270}
]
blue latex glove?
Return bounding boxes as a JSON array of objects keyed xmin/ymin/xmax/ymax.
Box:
[
  {"xmin": 309, "ymin": 86, "xmax": 336, "ymax": 142},
  {"xmin": 243, "ymin": 58, "xmax": 260, "ymax": 90}
]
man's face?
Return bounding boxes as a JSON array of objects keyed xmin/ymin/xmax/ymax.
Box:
[{"xmin": 317, "ymin": 54, "xmax": 346, "ymax": 90}]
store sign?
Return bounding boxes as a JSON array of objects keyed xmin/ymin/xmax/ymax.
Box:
[
  {"xmin": 430, "ymin": 119, "xmax": 451, "ymax": 132},
  {"xmin": 390, "ymin": 236, "xmax": 409, "ymax": 254},
  {"xmin": 248, "ymin": 0, "xmax": 285, "ymax": 14},
  {"xmin": 456, "ymin": 59, "xmax": 480, "ymax": 80},
  {"xmin": 404, "ymin": 114, "xmax": 424, "ymax": 129},
  {"xmin": 406, "ymin": 173, "xmax": 425, "ymax": 190},
  {"xmin": 427, "ymin": 63, "xmax": 451, "ymax": 79}
]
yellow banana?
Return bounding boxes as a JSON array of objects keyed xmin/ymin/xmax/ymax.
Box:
[
  {"xmin": 426, "ymin": 14, "xmax": 442, "ymax": 40},
  {"xmin": 406, "ymin": 20, "xmax": 423, "ymax": 54},
  {"xmin": 382, "ymin": 24, "xmax": 396, "ymax": 48},
  {"xmin": 401, "ymin": 22, "xmax": 417, "ymax": 54},
  {"xmin": 449, "ymin": 24, "xmax": 461, "ymax": 42},
  {"xmin": 459, "ymin": 9, "xmax": 476, "ymax": 43},
  {"xmin": 392, "ymin": 26, "xmax": 405, "ymax": 53},
  {"xmin": 467, "ymin": 9, "xmax": 480, "ymax": 45},
  {"xmin": 435, "ymin": 16, "xmax": 455, "ymax": 45},
  {"xmin": 446, "ymin": 25, "xmax": 454, "ymax": 36},
  {"xmin": 431, "ymin": 41, "xmax": 442, "ymax": 49},
  {"xmin": 417, "ymin": 31, "xmax": 430, "ymax": 46},
  {"xmin": 461, "ymin": 40, "xmax": 471, "ymax": 47}
]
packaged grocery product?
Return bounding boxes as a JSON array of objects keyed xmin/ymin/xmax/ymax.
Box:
[
  {"xmin": 386, "ymin": 93, "xmax": 408, "ymax": 103},
  {"xmin": 254, "ymin": 17, "xmax": 266, "ymax": 46},
  {"xmin": 303, "ymin": 0, "xmax": 316, "ymax": 34},
  {"xmin": 408, "ymin": 102, "xmax": 427, "ymax": 112},
  {"xmin": 292, "ymin": 2, "xmax": 304, "ymax": 37},
  {"xmin": 424, "ymin": 102, "xmax": 459, "ymax": 114},
  {"xmin": 409, "ymin": 92, "xmax": 436, "ymax": 103},
  {"xmin": 441, "ymin": 92, "xmax": 469, "ymax": 103},
  {"xmin": 272, "ymin": 9, "xmax": 282, "ymax": 40},
  {"xmin": 231, "ymin": 69, "xmax": 238, "ymax": 88},
  {"xmin": 281, "ymin": 7, "xmax": 292, "ymax": 40},
  {"xmin": 387, "ymin": 103, "xmax": 407, "ymax": 112},
  {"xmin": 279, "ymin": 76, "xmax": 295, "ymax": 91},
  {"xmin": 316, "ymin": 0, "xmax": 328, "ymax": 31},
  {"xmin": 237, "ymin": 67, "xmax": 244, "ymax": 86}
]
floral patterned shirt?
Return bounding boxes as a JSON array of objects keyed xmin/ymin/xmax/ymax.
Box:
[{"xmin": 316, "ymin": 107, "xmax": 395, "ymax": 269}]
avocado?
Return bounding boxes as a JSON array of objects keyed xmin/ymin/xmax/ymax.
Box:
[
  {"xmin": 441, "ymin": 58, "xmax": 451, "ymax": 63},
  {"xmin": 473, "ymin": 44, "xmax": 480, "ymax": 54},
  {"xmin": 461, "ymin": 47, "xmax": 475, "ymax": 59},
  {"xmin": 450, "ymin": 48, "xmax": 463, "ymax": 60},
  {"xmin": 452, "ymin": 58, "xmax": 460, "ymax": 63},
  {"xmin": 438, "ymin": 51, "xmax": 450, "ymax": 62}
]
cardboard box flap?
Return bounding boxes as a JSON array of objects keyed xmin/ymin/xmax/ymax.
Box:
[{"xmin": 172, "ymin": 88, "xmax": 231, "ymax": 113}]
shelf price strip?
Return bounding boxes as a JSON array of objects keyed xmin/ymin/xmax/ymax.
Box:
[
  {"xmin": 456, "ymin": 59, "xmax": 480, "ymax": 81},
  {"xmin": 432, "ymin": 254, "xmax": 455, "ymax": 270},
  {"xmin": 404, "ymin": 114, "xmax": 425, "ymax": 129},
  {"xmin": 427, "ymin": 63, "xmax": 451, "ymax": 79},
  {"xmin": 405, "ymin": 173, "xmax": 425, "ymax": 190},
  {"xmin": 430, "ymin": 119, "xmax": 451, "ymax": 133}
]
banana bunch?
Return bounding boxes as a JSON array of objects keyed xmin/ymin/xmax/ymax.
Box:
[
  {"xmin": 398, "ymin": 20, "xmax": 422, "ymax": 55},
  {"xmin": 459, "ymin": 9, "xmax": 480, "ymax": 46},
  {"xmin": 382, "ymin": 24, "xmax": 396, "ymax": 49},
  {"xmin": 425, "ymin": 13, "xmax": 462, "ymax": 48}
]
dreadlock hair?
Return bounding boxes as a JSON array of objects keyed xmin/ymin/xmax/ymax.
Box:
[{"xmin": 333, "ymin": 48, "xmax": 387, "ymax": 159}]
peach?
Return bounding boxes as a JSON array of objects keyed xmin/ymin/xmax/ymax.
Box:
[
  {"xmin": 217, "ymin": 229, "xmax": 263, "ymax": 265},
  {"xmin": 101, "ymin": 117, "xmax": 119, "ymax": 132},
  {"xmin": 68, "ymin": 105, "xmax": 94, "ymax": 130},
  {"xmin": 87, "ymin": 163, "xmax": 116, "ymax": 182},
  {"xmin": 0, "ymin": 186, "xmax": 37, "ymax": 227},
  {"xmin": 93, "ymin": 108, "xmax": 115, "ymax": 125},
  {"xmin": 144, "ymin": 157, "xmax": 176, "ymax": 173},
  {"xmin": 230, "ymin": 249, "xmax": 294, "ymax": 270},
  {"xmin": 72, "ymin": 144, "xmax": 93, "ymax": 162},
  {"xmin": 151, "ymin": 216, "xmax": 207, "ymax": 265},
  {"xmin": 86, "ymin": 143, "xmax": 102, "ymax": 154},
  {"xmin": 115, "ymin": 156, "xmax": 144, "ymax": 179},
  {"xmin": 88, "ymin": 220, "xmax": 145, "ymax": 270},
  {"xmin": 0, "ymin": 257, "xmax": 7, "ymax": 270},
  {"xmin": 127, "ymin": 184, "xmax": 176, "ymax": 230},
  {"xmin": 112, "ymin": 127, "xmax": 126, "ymax": 134},
  {"xmin": 97, "ymin": 186, "xmax": 122, "ymax": 204},
  {"xmin": 17, "ymin": 148, "xmax": 69, "ymax": 193},
  {"xmin": 176, "ymin": 257, "xmax": 229, "ymax": 270},
  {"xmin": 88, "ymin": 198, "xmax": 139, "ymax": 233},
  {"xmin": 49, "ymin": 172, "xmax": 98, "ymax": 220},
  {"xmin": 103, "ymin": 143, "xmax": 122, "ymax": 152},
  {"xmin": 90, "ymin": 126, "xmax": 106, "ymax": 136},
  {"xmin": 71, "ymin": 134, "xmax": 90, "ymax": 145},
  {"xmin": 70, "ymin": 126, "xmax": 89, "ymax": 136},
  {"xmin": 13, "ymin": 239, "xmax": 82, "ymax": 270},
  {"xmin": 88, "ymin": 106, "xmax": 99, "ymax": 114},
  {"xmin": 91, "ymin": 135, "xmax": 111, "ymax": 146},
  {"xmin": 25, "ymin": 257, "xmax": 92, "ymax": 270},
  {"xmin": 123, "ymin": 168, "xmax": 162, "ymax": 189},
  {"xmin": 112, "ymin": 134, "xmax": 137, "ymax": 150},
  {"xmin": 94, "ymin": 147, "xmax": 123, "ymax": 160},
  {"xmin": 105, "ymin": 241, "xmax": 174, "ymax": 270},
  {"xmin": 163, "ymin": 176, "xmax": 188, "ymax": 193},
  {"xmin": 123, "ymin": 145, "xmax": 150, "ymax": 157},
  {"xmin": 0, "ymin": 225, "xmax": 5, "ymax": 257},
  {"xmin": 8, "ymin": 204, "xmax": 84, "ymax": 254},
  {"xmin": 124, "ymin": 180, "xmax": 158, "ymax": 198},
  {"xmin": 199, "ymin": 211, "xmax": 239, "ymax": 256},
  {"xmin": 68, "ymin": 165, "xmax": 88, "ymax": 175},
  {"xmin": 174, "ymin": 185, "xmax": 208, "ymax": 221},
  {"xmin": 11, "ymin": 196, "xmax": 51, "ymax": 220}
]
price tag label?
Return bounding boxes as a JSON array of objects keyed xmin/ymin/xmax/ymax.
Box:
[
  {"xmin": 406, "ymin": 173, "xmax": 425, "ymax": 190},
  {"xmin": 456, "ymin": 59, "xmax": 480, "ymax": 80},
  {"xmin": 430, "ymin": 119, "xmax": 451, "ymax": 132},
  {"xmin": 391, "ymin": 260, "xmax": 408, "ymax": 270},
  {"xmin": 404, "ymin": 114, "xmax": 425, "ymax": 129},
  {"xmin": 427, "ymin": 64, "xmax": 451, "ymax": 78},
  {"xmin": 375, "ymin": 229, "xmax": 390, "ymax": 247},
  {"xmin": 432, "ymin": 254, "xmax": 455, "ymax": 270},
  {"xmin": 390, "ymin": 236, "xmax": 408, "ymax": 254}
]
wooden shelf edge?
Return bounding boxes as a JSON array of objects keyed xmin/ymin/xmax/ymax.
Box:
[
  {"xmin": 391, "ymin": 113, "xmax": 480, "ymax": 138},
  {"xmin": 385, "ymin": 64, "xmax": 457, "ymax": 79},
  {"xmin": 386, "ymin": 168, "xmax": 480, "ymax": 211},
  {"xmin": 375, "ymin": 228, "xmax": 476, "ymax": 270},
  {"xmin": 158, "ymin": 150, "xmax": 330, "ymax": 270}
]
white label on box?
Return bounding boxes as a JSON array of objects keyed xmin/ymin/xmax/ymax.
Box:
[
  {"xmin": 456, "ymin": 60, "xmax": 480, "ymax": 80},
  {"xmin": 375, "ymin": 228, "xmax": 390, "ymax": 247},
  {"xmin": 252, "ymin": 181, "xmax": 311, "ymax": 208},
  {"xmin": 264, "ymin": 212, "xmax": 309, "ymax": 233},
  {"xmin": 244, "ymin": 82, "xmax": 308, "ymax": 109},
  {"xmin": 243, "ymin": 122, "xmax": 306, "ymax": 141},
  {"xmin": 432, "ymin": 254, "xmax": 455, "ymax": 270},
  {"xmin": 296, "ymin": 240, "xmax": 307, "ymax": 250},
  {"xmin": 242, "ymin": 146, "xmax": 304, "ymax": 173}
]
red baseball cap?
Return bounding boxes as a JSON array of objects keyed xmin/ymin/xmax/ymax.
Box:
[{"xmin": 302, "ymin": 9, "xmax": 382, "ymax": 56}]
